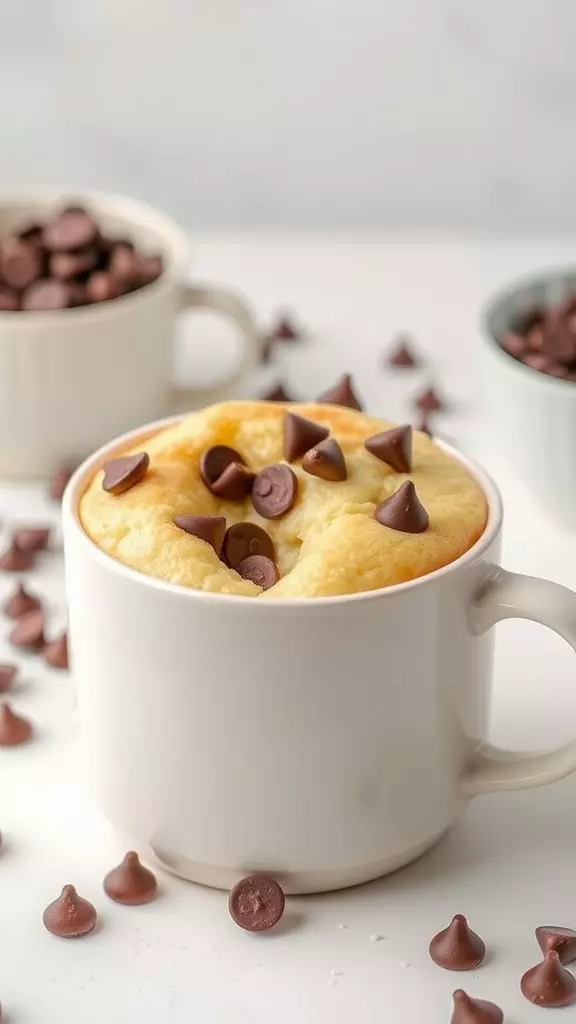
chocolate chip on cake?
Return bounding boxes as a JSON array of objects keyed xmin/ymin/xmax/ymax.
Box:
[
  {"xmin": 3, "ymin": 582, "xmax": 41, "ymax": 619},
  {"xmin": 200, "ymin": 446, "xmax": 246, "ymax": 491},
  {"xmin": 536, "ymin": 926, "xmax": 576, "ymax": 965},
  {"xmin": 42, "ymin": 632, "xmax": 69, "ymax": 670},
  {"xmin": 211, "ymin": 462, "xmax": 255, "ymax": 501},
  {"xmin": 43, "ymin": 884, "xmax": 97, "ymax": 938},
  {"xmin": 386, "ymin": 336, "xmax": 419, "ymax": 368},
  {"xmin": 414, "ymin": 385, "xmax": 444, "ymax": 414},
  {"xmin": 365, "ymin": 425, "xmax": 412, "ymax": 473},
  {"xmin": 102, "ymin": 452, "xmax": 149, "ymax": 495},
  {"xmin": 237, "ymin": 554, "xmax": 279, "ymax": 590},
  {"xmin": 450, "ymin": 990, "xmax": 503, "ymax": 1024},
  {"xmin": 252, "ymin": 464, "xmax": 298, "ymax": 519},
  {"xmin": 0, "ymin": 664, "xmax": 17, "ymax": 692},
  {"xmin": 173, "ymin": 515, "xmax": 226, "ymax": 557},
  {"xmin": 0, "ymin": 542, "xmax": 35, "ymax": 572},
  {"xmin": 429, "ymin": 915, "xmax": 486, "ymax": 971},
  {"xmin": 0, "ymin": 703, "xmax": 33, "ymax": 746},
  {"xmin": 103, "ymin": 851, "xmax": 157, "ymax": 905},
  {"xmin": 375, "ymin": 480, "xmax": 429, "ymax": 533},
  {"xmin": 13, "ymin": 527, "xmax": 50, "ymax": 553},
  {"xmin": 302, "ymin": 437, "xmax": 347, "ymax": 481},
  {"xmin": 222, "ymin": 522, "xmax": 276, "ymax": 570},
  {"xmin": 521, "ymin": 951, "xmax": 576, "ymax": 1007},
  {"xmin": 9, "ymin": 609, "xmax": 45, "ymax": 650},
  {"xmin": 283, "ymin": 412, "xmax": 329, "ymax": 462},
  {"xmin": 228, "ymin": 874, "xmax": 285, "ymax": 932},
  {"xmin": 317, "ymin": 373, "xmax": 363, "ymax": 411}
]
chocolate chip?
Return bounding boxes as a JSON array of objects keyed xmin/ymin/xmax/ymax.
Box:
[
  {"xmin": 103, "ymin": 851, "xmax": 157, "ymax": 905},
  {"xmin": 259, "ymin": 333, "xmax": 276, "ymax": 364},
  {"xmin": 22, "ymin": 279, "xmax": 74, "ymax": 311},
  {"xmin": 521, "ymin": 352, "xmax": 553, "ymax": 372},
  {"xmin": 414, "ymin": 385, "xmax": 444, "ymax": 414},
  {"xmin": 108, "ymin": 242, "xmax": 140, "ymax": 284},
  {"xmin": 43, "ymin": 208, "xmax": 98, "ymax": 252},
  {"xmin": 173, "ymin": 515, "xmax": 226, "ymax": 556},
  {"xmin": 9, "ymin": 609, "xmax": 45, "ymax": 650},
  {"xmin": 86, "ymin": 272, "xmax": 124, "ymax": 304},
  {"xmin": 429, "ymin": 914, "xmax": 486, "ymax": 971},
  {"xmin": 211, "ymin": 462, "xmax": 255, "ymax": 501},
  {"xmin": 375, "ymin": 480, "xmax": 429, "ymax": 533},
  {"xmin": 42, "ymin": 633, "xmax": 68, "ymax": 670},
  {"xmin": 450, "ymin": 990, "xmax": 503, "ymax": 1024},
  {"xmin": 137, "ymin": 254, "xmax": 163, "ymax": 286},
  {"xmin": 261, "ymin": 382, "xmax": 294, "ymax": 402},
  {"xmin": 228, "ymin": 874, "xmax": 285, "ymax": 932},
  {"xmin": 0, "ymin": 542, "xmax": 35, "ymax": 571},
  {"xmin": 0, "ymin": 665, "xmax": 17, "ymax": 693},
  {"xmin": 0, "ymin": 238, "xmax": 42, "ymax": 290},
  {"xmin": 283, "ymin": 412, "xmax": 329, "ymax": 462},
  {"xmin": 317, "ymin": 373, "xmax": 363, "ymax": 410},
  {"xmin": 237, "ymin": 554, "xmax": 279, "ymax": 590},
  {"xmin": 414, "ymin": 413, "xmax": 433, "ymax": 437},
  {"xmin": 252, "ymin": 464, "xmax": 298, "ymax": 519},
  {"xmin": 0, "ymin": 703, "xmax": 32, "ymax": 746},
  {"xmin": 200, "ymin": 446, "xmax": 246, "ymax": 490},
  {"xmin": 43, "ymin": 884, "xmax": 97, "ymax": 938},
  {"xmin": 502, "ymin": 331, "xmax": 527, "ymax": 357},
  {"xmin": 302, "ymin": 437, "xmax": 347, "ymax": 481},
  {"xmin": 521, "ymin": 950, "xmax": 576, "ymax": 1007},
  {"xmin": 387, "ymin": 337, "xmax": 418, "ymax": 367},
  {"xmin": 222, "ymin": 522, "xmax": 275, "ymax": 570},
  {"xmin": 48, "ymin": 464, "xmax": 74, "ymax": 502},
  {"xmin": 19, "ymin": 222, "xmax": 44, "ymax": 245},
  {"xmin": 3, "ymin": 582, "xmax": 41, "ymax": 619},
  {"xmin": 0, "ymin": 289, "xmax": 19, "ymax": 310},
  {"xmin": 272, "ymin": 314, "xmax": 300, "ymax": 341},
  {"xmin": 102, "ymin": 452, "xmax": 149, "ymax": 495},
  {"xmin": 50, "ymin": 248, "xmax": 98, "ymax": 281},
  {"xmin": 13, "ymin": 527, "xmax": 50, "ymax": 553},
  {"xmin": 541, "ymin": 324, "xmax": 576, "ymax": 362},
  {"xmin": 536, "ymin": 926, "xmax": 576, "ymax": 966},
  {"xmin": 365, "ymin": 425, "xmax": 412, "ymax": 473}
]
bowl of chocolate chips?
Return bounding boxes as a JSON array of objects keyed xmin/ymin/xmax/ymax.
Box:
[
  {"xmin": 0, "ymin": 190, "xmax": 257, "ymax": 479},
  {"xmin": 484, "ymin": 269, "xmax": 576, "ymax": 524}
]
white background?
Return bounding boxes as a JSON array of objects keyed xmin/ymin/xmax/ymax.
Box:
[{"xmin": 4, "ymin": 1, "xmax": 576, "ymax": 229}]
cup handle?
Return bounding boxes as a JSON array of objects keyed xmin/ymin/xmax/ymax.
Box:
[
  {"xmin": 459, "ymin": 566, "xmax": 576, "ymax": 798},
  {"xmin": 168, "ymin": 282, "xmax": 259, "ymax": 413}
]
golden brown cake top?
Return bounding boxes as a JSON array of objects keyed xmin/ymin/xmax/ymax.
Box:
[{"xmin": 79, "ymin": 400, "xmax": 488, "ymax": 599}]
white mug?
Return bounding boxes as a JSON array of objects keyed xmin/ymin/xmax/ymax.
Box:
[
  {"xmin": 63, "ymin": 417, "xmax": 576, "ymax": 894},
  {"xmin": 0, "ymin": 190, "xmax": 258, "ymax": 478},
  {"xmin": 483, "ymin": 268, "xmax": 576, "ymax": 526}
]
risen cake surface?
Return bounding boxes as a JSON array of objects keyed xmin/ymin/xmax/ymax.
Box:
[{"xmin": 79, "ymin": 400, "xmax": 488, "ymax": 598}]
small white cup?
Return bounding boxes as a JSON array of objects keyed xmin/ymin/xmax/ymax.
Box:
[
  {"xmin": 0, "ymin": 189, "xmax": 258, "ymax": 478},
  {"xmin": 483, "ymin": 269, "xmax": 576, "ymax": 526},
  {"xmin": 63, "ymin": 419, "xmax": 576, "ymax": 894}
]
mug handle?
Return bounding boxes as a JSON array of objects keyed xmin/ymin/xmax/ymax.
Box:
[
  {"xmin": 459, "ymin": 566, "xmax": 576, "ymax": 798},
  {"xmin": 168, "ymin": 282, "xmax": 259, "ymax": 413}
]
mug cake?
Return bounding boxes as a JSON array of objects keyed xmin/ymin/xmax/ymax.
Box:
[{"xmin": 79, "ymin": 399, "xmax": 487, "ymax": 598}]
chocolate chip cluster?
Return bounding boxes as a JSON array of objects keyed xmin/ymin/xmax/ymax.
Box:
[
  {"xmin": 0, "ymin": 205, "xmax": 163, "ymax": 311},
  {"xmin": 502, "ymin": 295, "xmax": 576, "ymax": 380}
]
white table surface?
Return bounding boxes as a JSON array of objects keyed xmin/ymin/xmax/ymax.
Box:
[{"xmin": 3, "ymin": 233, "xmax": 576, "ymax": 1023}]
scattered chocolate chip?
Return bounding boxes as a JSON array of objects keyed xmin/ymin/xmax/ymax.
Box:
[
  {"xmin": 414, "ymin": 412, "xmax": 433, "ymax": 437},
  {"xmin": 13, "ymin": 527, "xmax": 50, "ymax": 553},
  {"xmin": 86, "ymin": 271, "xmax": 124, "ymax": 303},
  {"xmin": 50, "ymin": 248, "xmax": 98, "ymax": 282},
  {"xmin": 450, "ymin": 989, "xmax": 503, "ymax": 1024},
  {"xmin": 283, "ymin": 412, "xmax": 329, "ymax": 462},
  {"xmin": 173, "ymin": 515, "xmax": 226, "ymax": 556},
  {"xmin": 211, "ymin": 462, "xmax": 255, "ymax": 501},
  {"xmin": 102, "ymin": 452, "xmax": 149, "ymax": 495},
  {"xmin": 536, "ymin": 926, "xmax": 576, "ymax": 966},
  {"xmin": 259, "ymin": 333, "xmax": 275, "ymax": 364},
  {"xmin": 252, "ymin": 464, "xmax": 298, "ymax": 519},
  {"xmin": 272, "ymin": 314, "xmax": 300, "ymax": 341},
  {"xmin": 43, "ymin": 208, "xmax": 98, "ymax": 252},
  {"xmin": 387, "ymin": 337, "xmax": 419, "ymax": 368},
  {"xmin": 302, "ymin": 437, "xmax": 347, "ymax": 481},
  {"xmin": 237, "ymin": 554, "xmax": 279, "ymax": 590},
  {"xmin": 0, "ymin": 665, "xmax": 17, "ymax": 693},
  {"xmin": 228, "ymin": 874, "xmax": 285, "ymax": 932},
  {"xmin": 222, "ymin": 522, "xmax": 275, "ymax": 570},
  {"xmin": 317, "ymin": 373, "xmax": 363, "ymax": 411},
  {"xmin": 43, "ymin": 884, "xmax": 97, "ymax": 938},
  {"xmin": 429, "ymin": 915, "xmax": 486, "ymax": 970},
  {"xmin": 0, "ymin": 703, "xmax": 32, "ymax": 746},
  {"xmin": 22, "ymin": 279, "xmax": 75, "ymax": 311},
  {"xmin": 0, "ymin": 238, "xmax": 42, "ymax": 290},
  {"xmin": 48, "ymin": 464, "xmax": 74, "ymax": 502},
  {"xmin": 103, "ymin": 851, "xmax": 157, "ymax": 905},
  {"xmin": 43, "ymin": 633, "xmax": 68, "ymax": 670},
  {"xmin": 3, "ymin": 582, "xmax": 42, "ymax": 619},
  {"xmin": 200, "ymin": 446, "xmax": 245, "ymax": 490},
  {"xmin": 0, "ymin": 542, "xmax": 35, "ymax": 572},
  {"xmin": 414, "ymin": 385, "xmax": 444, "ymax": 414},
  {"xmin": 375, "ymin": 480, "xmax": 429, "ymax": 534},
  {"xmin": 521, "ymin": 950, "xmax": 576, "ymax": 1007},
  {"xmin": 0, "ymin": 288, "xmax": 19, "ymax": 310},
  {"xmin": 365, "ymin": 425, "xmax": 412, "ymax": 473},
  {"xmin": 261, "ymin": 382, "xmax": 294, "ymax": 402},
  {"xmin": 9, "ymin": 609, "xmax": 45, "ymax": 651}
]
